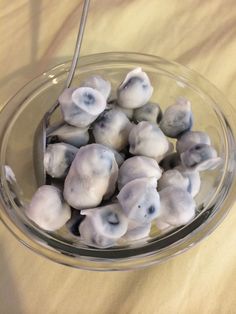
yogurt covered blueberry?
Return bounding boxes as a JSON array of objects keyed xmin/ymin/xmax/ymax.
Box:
[{"xmin": 27, "ymin": 68, "xmax": 222, "ymax": 248}]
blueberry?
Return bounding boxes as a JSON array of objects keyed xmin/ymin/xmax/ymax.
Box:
[
  {"xmin": 26, "ymin": 185, "xmax": 71, "ymax": 231},
  {"xmin": 66, "ymin": 210, "xmax": 85, "ymax": 236},
  {"xmin": 147, "ymin": 205, "xmax": 156, "ymax": 215},
  {"xmin": 106, "ymin": 99, "xmax": 134, "ymax": 119},
  {"xmin": 176, "ymin": 131, "xmax": 211, "ymax": 154},
  {"xmin": 118, "ymin": 156, "xmax": 162, "ymax": 190},
  {"xmin": 156, "ymin": 186, "xmax": 196, "ymax": 231},
  {"xmin": 83, "ymin": 92, "xmax": 95, "ymax": 106},
  {"xmin": 96, "ymin": 110, "xmax": 110, "ymax": 124},
  {"xmin": 117, "ymin": 68, "xmax": 153, "ymax": 109},
  {"xmin": 180, "ymin": 143, "xmax": 221, "ymax": 171},
  {"xmin": 175, "ymin": 165, "xmax": 201, "ymax": 197},
  {"xmin": 160, "ymin": 97, "xmax": 193, "ymax": 138},
  {"xmin": 64, "ymin": 149, "xmax": 77, "ymax": 166},
  {"xmin": 106, "ymin": 212, "xmax": 119, "ymax": 225},
  {"xmin": 93, "ymin": 109, "xmax": 132, "ymax": 151},
  {"xmin": 133, "ymin": 103, "xmax": 162, "ymax": 124},
  {"xmin": 159, "ymin": 153, "xmax": 181, "ymax": 171},
  {"xmin": 109, "ymin": 149, "xmax": 125, "ymax": 167},
  {"xmin": 158, "ymin": 169, "xmax": 189, "ymax": 192},
  {"xmin": 128, "ymin": 121, "xmax": 170, "ymax": 162},
  {"xmin": 79, "ymin": 217, "xmax": 116, "ymax": 248},
  {"xmin": 122, "ymin": 76, "xmax": 143, "ymax": 89},
  {"xmin": 59, "ymin": 87, "xmax": 106, "ymax": 128},
  {"xmin": 117, "ymin": 177, "xmax": 160, "ymax": 224},
  {"xmin": 48, "ymin": 124, "xmax": 89, "ymax": 148},
  {"xmin": 81, "ymin": 204, "xmax": 128, "ymax": 239},
  {"xmin": 44, "ymin": 143, "xmax": 78, "ymax": 179},
  {"xmin": 81, "ymin": 75, "xmax": 111, "ymax": 100},
  {"xmin": 63, "ymin": 144, "xmax": 118, "ymax": 209}
]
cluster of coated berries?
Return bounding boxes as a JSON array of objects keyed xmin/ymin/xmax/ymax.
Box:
[{"xmin": 26, "ymin": 68, "xmax": 221, "ymax": 248}]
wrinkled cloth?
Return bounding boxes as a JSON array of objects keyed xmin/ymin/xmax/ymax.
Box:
[{"xmin": 1, "ymin": 0, "xmax": 236, "ymax": 313}]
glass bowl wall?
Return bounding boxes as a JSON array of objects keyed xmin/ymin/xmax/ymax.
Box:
[{"xmin": 0, "ymin": 52, "xmax": 235, "ymax": 270}]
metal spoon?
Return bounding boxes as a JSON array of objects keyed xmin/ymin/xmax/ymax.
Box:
[{"xmin": 34, "ymin": 0, "xmax": 90, "ymax": 186}]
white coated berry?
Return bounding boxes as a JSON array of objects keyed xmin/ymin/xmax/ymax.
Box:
[
  {"xmin": 129, "ymin": 121, "xmax": 171, "ymax": 162},
  {"xmin": 117, "ymin": 67, "xmax": 153, "ymax": 109},
  {"xmin": 122, "ymin": 220, "xmax": 151, "ymax": 241},
  {"xmin": 180, "ymin": 144, "xmax": 222, "ymax": 171},
  {"xmin": 93, "ymin": 109, "xmax": 133, "ymax": 151},
  {"xmin": 81, "ymin": 203, "xmax": 128, "ymax": 239},
  {"xmin": 158, "ymin": 169, "xmax": 190, "ymax": 191},
  {"xmin": 156, "ymin": 186, "xmax": 196, "ymax": 231},
  {"xmin": 59, "ymin": 87, "xmax": 106, "ymax": 128},
  {"xmin": 175, "ymin": 165, "xmax": 201, "ymax": 197},
  {"xmin": 133, "ymin": 103, "xmax": 162, "ymax": 123},
  {"xmin": 118, "ymin": 156, "xmax": 162, "ymax": 190},
  {"xmin": 49, "ymin": 124, "xmax": 89, "ymax": 148},
  {"xmin": 26, "ymin": 185, "xmax": 71, "ymax": 231},
  {"xmin": 80, "ymin": 75, "xmax": 111, "ymax": 100},
  {"xmin": 63, "ymin": 144, "xmax": 118, "ymax": 209},
  {"xmin": 79, "ymin": 217, "xmax": 116, "ymax": 248},
  {"xmin": 160, "ymin": 97, "xmax": 193, "ymax": 138},
  {"xmin": 176, "ymin": 131, "xmax": 211, "ymax": 154},
  {"xmin": 117, "ymin": 177, "xmax": 160, "ymax": 224},
  {"xmin": 44, "ymin": 143, "xmax": 78, "ymax": 178}
]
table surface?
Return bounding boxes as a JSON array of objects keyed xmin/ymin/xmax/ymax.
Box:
[{"xmin": 1, "ymin": 1, "xmax": 236, "ymax": 313}]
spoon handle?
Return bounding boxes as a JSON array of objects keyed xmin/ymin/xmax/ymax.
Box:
[
  {"xmin": 47, "ymin": 0, "xmax": 90, "ymax": 119},
  {"xmin": 65, "ymin": 0, "xmax": 90, "ymax": 88}
]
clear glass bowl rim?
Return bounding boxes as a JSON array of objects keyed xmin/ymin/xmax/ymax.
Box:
[{"xmin": 0, "ymin": 52, "xmax": 236, "ymax": 271}]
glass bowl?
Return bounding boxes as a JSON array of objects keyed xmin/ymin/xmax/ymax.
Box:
[{"xmin": 0, "ymin": 52, "xmax": 236, "ymax": 271}]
